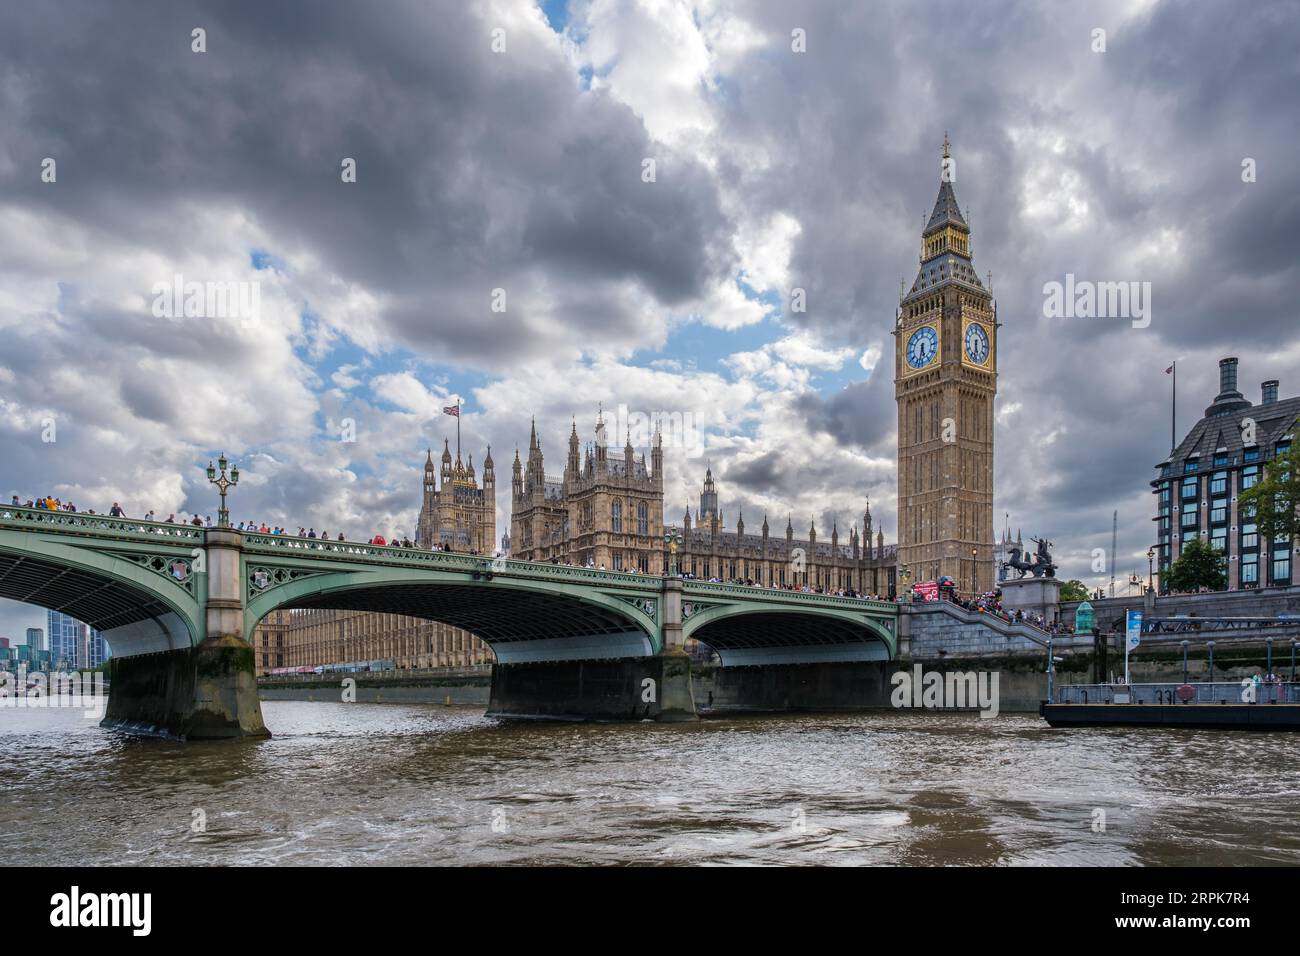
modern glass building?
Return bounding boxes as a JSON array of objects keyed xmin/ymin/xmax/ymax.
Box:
[
  {"xmin": 1152, "ymin": 357, "xmax": 1297, "ymax": 591},
  {"xmin": 45, "ymin": 610, "xmax": 109, "ymax": 670}
]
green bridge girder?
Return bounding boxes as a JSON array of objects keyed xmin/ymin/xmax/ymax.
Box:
[{"xmin": 0, "ymin": 506, "xmax": 899, "ymax": 665}]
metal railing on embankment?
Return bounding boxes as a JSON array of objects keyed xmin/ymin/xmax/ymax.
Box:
[
  {"xmin": 1055, "ymin": 682, "xmax": 1300, "ymax": 705},
  {"xmin": 257, "ymin": 664, "xmax": 492, "ymax": 684}
]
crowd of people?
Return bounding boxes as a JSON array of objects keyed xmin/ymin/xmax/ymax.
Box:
[
  {"xmin": 926, "ymin": 588, "xmax": 1075, "ymax": 634},
  {"xmin": 676, "ymin": 572, "xmax": 886, "ymax": 600},
  {"xmin": 6, "ymin": 494, "xmax": 502, "ymax": 555}
]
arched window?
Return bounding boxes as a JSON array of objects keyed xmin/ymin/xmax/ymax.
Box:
[
  {"xmin": 637, "ymin": 501, "xmax": 648, "ymax": 535},
  {"xmin": 612, "ymin": 500, "xmax": 622, "ymax": 533}
]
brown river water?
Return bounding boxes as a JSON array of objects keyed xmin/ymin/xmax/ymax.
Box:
[{"xmin": 3, "ymin": 701, "xmax": 1298, "ymax": 865}]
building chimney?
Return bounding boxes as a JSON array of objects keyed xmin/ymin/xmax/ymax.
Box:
[
  {"xmin": 1262, "ymin": 380, "xmax": 1279, "ymax": 405},
  {"xmin": 1204, "ymin": 356, "xmax": 1251, "ymax": 417},
  {"xmin": 1218, "ymin": 357, "xmax": 1239, "ymax": 396}
]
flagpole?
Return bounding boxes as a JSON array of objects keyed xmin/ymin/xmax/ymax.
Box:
[
  {"xmin": 1171, "ymin": 360, "xmax": 1176, "ymax": 453},
  {"xmin": 456, "ymin": 400, "xmax": 461, "ymax": 459}
]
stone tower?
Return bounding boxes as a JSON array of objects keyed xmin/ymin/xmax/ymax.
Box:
[
  {"xmin": 415, "ymin": 438, "xmax": 496, "ymax": 553},
  {"xmin": 894, "ymin": 135, "xmax": 997, "ymax": 594},
  {"xmin": 508, "ymin": 411, "xmax": 665, "ymax": 572}
]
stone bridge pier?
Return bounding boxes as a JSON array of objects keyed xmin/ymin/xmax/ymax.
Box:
[{"xmin": 103, "ymin": 529, "xmax": 269, "ymax": 740}]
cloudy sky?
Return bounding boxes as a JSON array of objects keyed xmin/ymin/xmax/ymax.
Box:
[{"xmin": 2, "ymin": 0, "xmax": 1298, "ymax": 638}]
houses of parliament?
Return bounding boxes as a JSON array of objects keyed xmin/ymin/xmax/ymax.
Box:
[{"xmin": 251, "ymin": 139, "xmax": 998, "ymax": 673}]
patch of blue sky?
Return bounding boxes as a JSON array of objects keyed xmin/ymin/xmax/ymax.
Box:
[
  {"xmin": 249, "ymin": 248, "xmax": 285, "ymax": 271},
  {"xmin": 539, "ymin": 0, "xmax": 569, "ymax": 33}
]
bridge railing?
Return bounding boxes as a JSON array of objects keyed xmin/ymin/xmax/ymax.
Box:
[
  {"xmin": 0, "ymin": 505, "xmax": 205, "ymax": 542},
  {"xmin": 1055, "ymin": 681, "xmax": 1300, "ymax": 705},
  {"xmin": 258, "ymin": 663, "xmax": 492, "ymax": 683},
  {"xmin": 1143, "ymin": 616, "xmax": 1300, "ymax": 634},
  {"xmin": 680, "ymin": 579, "xmax": 898, "ymax": 612},
  {"xmin": 241, "ymin": 532, "xmax": 665, "ymax": 588}
]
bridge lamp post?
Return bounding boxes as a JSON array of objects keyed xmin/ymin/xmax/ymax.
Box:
[
  {"xmin": 1146, "ymin": 548, "xmax": 1155, "ymax": 593},
  {"xmin": 1266, "ymin": 636, "xmax": 1273, "ymax": 677},
  {"xmin": 664, "ymin": 529, "xmax": 683, "ymax": 577},
  {"xmin": 206, "ymin": 454, "xmax": 240, "ymax": 528},
  {"xmin": 971, "ymin": 547, "xmax": 978, "ymax": 596}
]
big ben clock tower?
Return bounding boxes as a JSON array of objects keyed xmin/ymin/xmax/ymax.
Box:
[{"xmin": 894, "ymin": 135, "xmax": 997, "ymax": 595}]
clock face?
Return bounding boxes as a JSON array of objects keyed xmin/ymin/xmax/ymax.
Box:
[
  {"xmin": 964, "ymin": 323, "xmax": 990, "ymax": 365},
  {"xmin": 906, "ymin": 326, "xmax": 939, "ymax": 370}
]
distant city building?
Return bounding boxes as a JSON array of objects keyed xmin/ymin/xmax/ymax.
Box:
[
  {"xmin": 46, "ymin": 610, "xmax": 108, "ymax": 669},
  {"xmin": 416, "ymin": 440, "xmax": 496, "ymax": 554},
  {"xmin": 670, "ymin": 471, "xmax": 898, "ymax": 596},
  {"xmin": 1153, "ymin": 357, "xmax": 1296, "ymax": 591},
  {"xmin": 26, "ymin": 627, "xmax": 44, "ymax": 652},
  {"xmin": 510, "ymin": 412, "xmax": 666, "ymax": 573}
]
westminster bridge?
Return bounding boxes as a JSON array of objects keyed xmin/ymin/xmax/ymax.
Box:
[{"xmin": 0, "ymin": 505, "xmax": 899, "ymax": 737}]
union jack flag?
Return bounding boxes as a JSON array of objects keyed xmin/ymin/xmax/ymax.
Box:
[{"xmin": 443, "ymin": 405, "xmax": 459, "ymax": 417}]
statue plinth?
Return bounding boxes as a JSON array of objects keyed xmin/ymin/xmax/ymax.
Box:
[{"xmin": 1000, "ymin": 575, "xmax": 1062, "ymax": 621}]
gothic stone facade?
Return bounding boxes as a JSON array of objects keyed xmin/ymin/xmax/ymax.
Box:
[
  {"xmin": 509, "ymin": 414, "xmax": 666, "ymax": 573},
  {"xmin": 670, "ymin": 470, "xmax": 899, "ymax": 597},
  {"xmin": 895, "ymin": 137, "xmax": 997, "ymax": 594},
  {"xmin": 416, "ymin": 440, "xmax": 496, "ymax": 553},
  {"xmin": 253, "ymin": 608, "xmax": 492, "ymax": 675}
]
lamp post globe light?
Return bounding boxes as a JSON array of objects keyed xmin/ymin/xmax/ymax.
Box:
[
  {"xmin": 664, "ymin": 528, "xmax": 683, "ymax": 577},
  {"xmin": 206, "ymin": 453, "xmax": 240, "ymax": 528},
  {"xmin": 1146, "ymin": 547, "xmax": 1155, "ymax": 593}
]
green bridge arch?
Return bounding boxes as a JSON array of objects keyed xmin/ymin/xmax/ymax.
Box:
[
  {"xmin": 680, "ymin": 585, "xmax": 897, "ymax": 665},
  {"xmin": 0, "ymin": 508, "xmax": 206, "ymax": 657},
  {"xmin": 240, "ymin": 538, "xmax": 664, "ymax": 663}
]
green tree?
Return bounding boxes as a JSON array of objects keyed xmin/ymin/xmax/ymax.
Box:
[
  {"xmin": 1165, "ymin": 538, "xmax": 1226, "ymax": 593},
  {"xmin": 1237, "ymin": 442, "xmax": 1300, "ymax": 545},
  {"xmin": 1058, "ymin": 579, "xmax": 1088, "ymax": 602}
]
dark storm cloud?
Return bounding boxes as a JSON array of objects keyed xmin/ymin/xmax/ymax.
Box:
[
  {"xmin": 0, "ymin": 0, "xmax": 732, "ymax": 365},
  {"xmin": 724, "ymin": 451, "xmax": 786, "ymax": 495},
  {"xmin": 802, "ymin": 377, "xmax": 895, "ymax": 457}
]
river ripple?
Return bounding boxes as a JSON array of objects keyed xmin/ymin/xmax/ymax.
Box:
[{"xmin": 2, "ymin": 701, "xmax": 1298, "ymax": 866}]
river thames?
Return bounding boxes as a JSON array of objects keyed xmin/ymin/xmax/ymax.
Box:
[{"xmin": 4, "ymin": 701, "xmax": 1298, "ymax": 866}]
